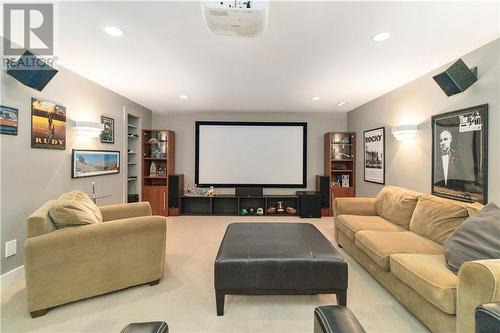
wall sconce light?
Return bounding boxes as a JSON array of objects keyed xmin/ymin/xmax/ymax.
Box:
[
  {"xmin": 74, "ymin": 121, "xmax": 104, "ymax": 138},
  {"xmin": 392, "ymin": 125, "xmax": 418, "ymax": 141}
]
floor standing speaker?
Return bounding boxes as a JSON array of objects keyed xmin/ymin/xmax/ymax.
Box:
[
  {"xmin": 316, "ymin": 175, "xmax": 330, "ymax": 215},
  {"xmin": 296, "ymin": 191, "xmax": 321, "ymax": 218},
  {"xmin": 168, "ymin": 174, "xmax": 184, "ymax": 216}
]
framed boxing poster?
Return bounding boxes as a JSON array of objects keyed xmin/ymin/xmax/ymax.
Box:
[{"xmin": 364, "ymin": 127, "xmax": 385, "ymax": 184}]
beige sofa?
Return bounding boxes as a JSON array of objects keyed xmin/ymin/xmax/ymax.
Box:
[
  {"xmin": 25, "ymin": 201, "xmax": 166, "ymax": 317},
  {"xmin": 333, "ymin": 186, "xmax": 500, "ymax": 333}
]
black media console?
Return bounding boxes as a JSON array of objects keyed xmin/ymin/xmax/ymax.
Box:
[{"xmin": 180, "ymin": 194, "xmax": 300, "ymax": 216}]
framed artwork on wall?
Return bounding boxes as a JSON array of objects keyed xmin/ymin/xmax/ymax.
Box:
[
  {"xmin": 432, "ymin": 104, "xmax": 488, "ymax": 204},
  {"xmin": 364, "ymin": 127, "xmax": 385, "ymax": 184},
  {"xmin": 100, "ymin": 116, "xmax": 114, "ymax": 143},
  {"xmin": 0, "ymin": 105, "xmax": 18, "ymax": 135},
  {"xmin": 31, "ymin": 98, "xmax": 66, "ymax": 149},
  {"xmin": 72, "ymin": 149, "xmax": 120, "ymax": 178}
]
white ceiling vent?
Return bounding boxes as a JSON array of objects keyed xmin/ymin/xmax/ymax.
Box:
[{"xmin": 201, "ymin": 1, "xmax": 269, "ymax": 37}]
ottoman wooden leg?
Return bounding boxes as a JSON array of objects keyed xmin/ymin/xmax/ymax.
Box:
[
  {"xmin": 149, "ymin": 279, "xmax": 160, "ymax": 286},
  {"xmin": 216, "ymin": 290, "xmax": 225, "ymax": 316},
  {"xmin": 30, "ymin": 308, "xmax": 48, "ymax": 318},
  {"xmin": 336, "ymin": 291, "xmax": 347, "ymax": 306}
]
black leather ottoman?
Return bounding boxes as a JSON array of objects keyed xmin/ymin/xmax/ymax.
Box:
[
  {"xmin": 214, "ymin": 223, "xmax": 348, "ymax": 315},
  {"xmin": 121, "ymin": 322, "xmax": 168, "ymax": 333},
  {"xmin": 314, "ymin": 306, "xmax": 365, "ymax": 333},
  {"xmin": 476, "ymin": 303, "xmax": 500, "ymax": 333}
]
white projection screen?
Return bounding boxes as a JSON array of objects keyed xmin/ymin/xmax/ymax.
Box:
[{"xmin": 195, "ymin": 122, "xmax": 307, "ymax": 187}]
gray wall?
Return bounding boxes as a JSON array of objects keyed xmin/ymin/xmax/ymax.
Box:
[
  {"xmin": 1, "ymin": 66, "xmax": 152, "ymax": 274},
  {"xmin": 152, "ymin": 111, "xmax": 347, "ymax": 195},
  {"xmin": 348, "ymin": 39, "xmax": 499, "ymax": 204}
]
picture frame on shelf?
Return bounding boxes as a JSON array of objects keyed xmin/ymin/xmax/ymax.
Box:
[
  {"xmin": 31, "ymin": 98, "xmax": 66, "ymax": 149},
  {"xmin": 0, "ymin": 105, "xmax": 18, "ymax": 135},
  {"xmin": 341, "ymin": 174, "xmax": 350, "ymax": 187},
  {"xmin": 72, "ymin": 149, "xmax": 120, "ymax": 178},
  {"xmin": 100, "ymin": 116, "xmax": 114, "ymax": 143},
  {"xmin": 431, "ymin": 104, "xmax": 488, "ymax": 204},
  {"xmin": 363, "ymin": 127, "xmax": 385, "ymax": 184}
]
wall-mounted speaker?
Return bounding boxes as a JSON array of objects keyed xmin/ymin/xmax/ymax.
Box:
[
  {"xmin": 168, "ymin": 174, "xmax": 184, "ymax": 216},
  {"xmin": 6, "ymin": 50, "xmax": 58, "ymax": 91},
  {"xmin": 432, "ymin": 58, "xmax": 477, "ymax": 97}
]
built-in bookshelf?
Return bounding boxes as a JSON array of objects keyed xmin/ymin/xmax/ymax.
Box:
[
  {"xmin": 127, "ymin": 115, "xmax": 140, "ymax": 203},
  {"xmin": 142, "ymin": 129, "xmax": 175, "ymax": 216},
  {"xmin": 322, "ymin": 132, "xmax": 356, "ymax": 216}
]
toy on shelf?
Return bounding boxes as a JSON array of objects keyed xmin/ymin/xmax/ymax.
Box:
[{"xmin": 276, "ymin": 201, "xmax": 285, "ymax": 214}]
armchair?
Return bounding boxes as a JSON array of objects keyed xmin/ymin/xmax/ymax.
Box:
[{"xmin": 25, "ymin": 201, "xmax": 166, "ymax": 318}]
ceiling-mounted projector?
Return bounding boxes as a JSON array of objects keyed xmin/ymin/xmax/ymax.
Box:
[{"xmin": 201, "ymin": 1, "xmax": 269, "ymax": 37}]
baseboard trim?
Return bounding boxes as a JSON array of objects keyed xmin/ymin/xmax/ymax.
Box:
[{"xmin": 1, "ymin": 265, "xmax": 25, "ymax": 294}]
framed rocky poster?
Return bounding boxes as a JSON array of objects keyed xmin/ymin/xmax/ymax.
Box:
[
  {"xmin": 364, "ymin": 127, "xmax": 385, "ymax": 184},
  {"xmin": 432, "ymin": 104, "xmax": 488, "ymax": 204}
]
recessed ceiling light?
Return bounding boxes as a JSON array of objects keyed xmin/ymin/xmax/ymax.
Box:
[
  {"xmin": 179, "ymin": 95, "xmax": 188, "ymax": 100},
  {"xmin": 311, "ymin": 96, "xmax": 321, "ymax": 101},
  {"xmin": 336, "ymin": 101, "xmax": 346, "ymax": 107},
  {"xmin": 104, "ymin": 26, "xmax": 123, "ymax": 37},
  {"xmin": 372, "ymin": 32, "xmax": 391, "ymax": 42}
]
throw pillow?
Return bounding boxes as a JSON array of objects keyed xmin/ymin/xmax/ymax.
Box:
[
  {"xmin": 409, "ymin": 195, "xmax": 470, "ymax": 245},
  {"xmin": 49, "ymin": 191, "xmax": 103, "ymax": 228},
  {"xmin": 443, "ymin": 203, "xmax": 500, "ymax": 274},
  {"xmin": 375, "ymin": 186, "xmax": 420, "ymax": 229}
]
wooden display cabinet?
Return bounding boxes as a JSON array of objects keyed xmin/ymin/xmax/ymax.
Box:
[
  {"xmin": 142, "ymin": 129, "xmax": 175, "ymax": 216},
  {"xmin": 322, "ymin": 132, "xmax": 356, "ymax": 216}
]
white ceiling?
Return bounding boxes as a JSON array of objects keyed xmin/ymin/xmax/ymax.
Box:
[{"xmin": 57, "ymin": 1, "xmax": 500, "ymax": 113}]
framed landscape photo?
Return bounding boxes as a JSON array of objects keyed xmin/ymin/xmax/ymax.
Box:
[
  {"xmin": 0, "ymin": 105, "xmax": 18, "ymax": 135},
  {"xmin": 100, "ymin": 116, "xmax": 114, "ymax": 143},
  {"xmin": 432, "ymin": 104, "xmax": 488, "ymax": 204},
  {"xmin": 72, "ymin": 149, "xmax": 120, "ymax": 178},
  {"xmin": 364, "ymin": 127, "xmax": 385, "ymax": 184},
  {"xmin": 31, "ymin": 98, "xmax": 66, "ymax": 149}
]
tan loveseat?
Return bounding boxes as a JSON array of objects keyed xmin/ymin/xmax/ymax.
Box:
[
  {"xmin": 25, "ymin": 201, "xmax": 166, "ymax": 317},
  {"xmin": 333, "ymin": 186, "xmax": 500, "ymax": 333}
]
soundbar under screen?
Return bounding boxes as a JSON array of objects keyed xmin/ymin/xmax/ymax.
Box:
[{"xmin": 195, "ymin": 122, "xmax": 307, "ymax": 187}]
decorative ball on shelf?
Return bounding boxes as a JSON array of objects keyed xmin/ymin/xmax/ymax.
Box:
[
  {"xmin": 240, "ymin": 208, "xmax": 248, "ymax": 216},
  {"xmin": 285, "ymin": 207, "xmax": 297, "ymax": 215},
  {"xmin": 256, "ymin": 207, "xmax": 264, "ymax": 215},
  {"xmin": 267, "ymin": 207, "xmax": 276, "ymax": 215},
  {"xmin": 247, "ymin": 207, "xmax": 255, "ymax": 214}
]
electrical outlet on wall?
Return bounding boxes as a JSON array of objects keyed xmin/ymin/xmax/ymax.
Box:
[{"xmin": 5, "ymin": 239, "xmax": 17, "ymax": 257}]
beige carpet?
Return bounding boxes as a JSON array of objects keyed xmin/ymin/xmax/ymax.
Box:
[{"xmin": 1, "ymin": 216, "xmax": 428, "ymax": 333}]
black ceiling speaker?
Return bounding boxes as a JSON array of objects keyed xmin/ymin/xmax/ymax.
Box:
[
  {"xmin": 432, "ymin": 58, "xmax": 477, "ymax": 97},
  {"xmin": 6, "ymin": 50, "xmax": 58, "ymax": 91}
]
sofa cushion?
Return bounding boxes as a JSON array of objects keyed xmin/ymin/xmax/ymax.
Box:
[
  {"xmin": 49, "ymin": 191, "xmax": 103, "ymax": 228},
  {"xmin": 444, "ymin": 203, "xmax": 500, "ymax": 274},
  {"xmin": 336, "ymin": 215, "xmax": 404, "ymax": 241},
  {"xmin": 390, "ymin": 254, "xmax": 457, "ymax": 314},
  {"xmin": 354, "ymin": 231, "xmax": 443, "ymax": 271},
  {"xmin": 409, "ymin": 195, "xmax": 473, "ymax": 245},
  {"xmin": 375, "ymin": 186, "xmax": 420, "ymax": 229}
]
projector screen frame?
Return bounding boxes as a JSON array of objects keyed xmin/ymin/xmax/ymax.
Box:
[{"xmin": 195, "ymin": 121, "xmax": 307, "ymax": 188}]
